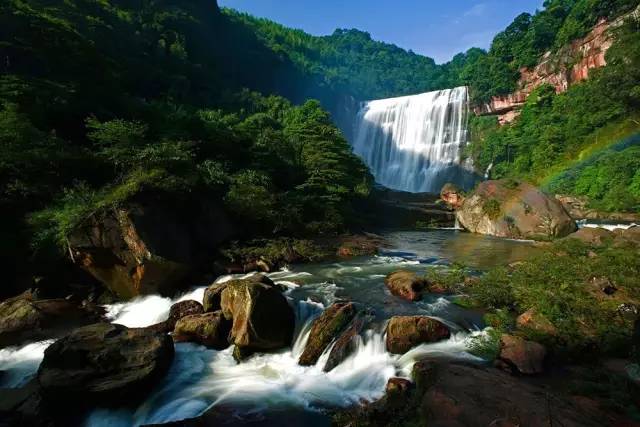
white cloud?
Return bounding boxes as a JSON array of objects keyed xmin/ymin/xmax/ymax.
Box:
[{"xmin": 463, "ymin": 3, "xmax": 488, "ymax": 18}]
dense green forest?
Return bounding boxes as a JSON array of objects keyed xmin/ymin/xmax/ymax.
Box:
[{"xmin": 0, "ymin": 0, "xmax": 372, "ymax": 293}]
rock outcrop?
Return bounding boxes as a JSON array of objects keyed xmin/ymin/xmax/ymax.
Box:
[
  {"xmin": 442, "ymin": 180, "xmax": 576, "ymax": 240},
  {"xmin": 0, "ymin": 292, "xmax": 104, "ymax": 348},
  {"xmin": 172, "ymin": 312, "xmax": 231, "ymax": 349},
  {"xmin": 220, "ymin": 277, "xmax": 294, "ymax": 360},
  {"xmin": 384, "ymin": 271, "xmax": 427, "ymax": 302},
  {"xmin": 323, "ymin": 308, "xmax": 374, "ymax": 372},
  {"xmin": 69, "ymin": 196, "xmax": 234, "ymax": 299},
  {"xmin": 37, "ymin": 323, "xmax": 174, "ymax": 405},
  {"xmin": 385, "ymin": 316, "xmax": 450, "ymax": 354},
  {"xmin": 298, "ymin": 302, "xmax": 356, "ymax": 366}
]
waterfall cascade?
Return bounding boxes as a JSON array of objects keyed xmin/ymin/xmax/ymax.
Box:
[{"xmin": 351, "ymin": 87, "xmax": 475, "ymax": 193}]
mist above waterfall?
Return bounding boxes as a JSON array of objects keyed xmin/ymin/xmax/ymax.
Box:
[{"xmin": 351, "ymin": 87, "xmax": 476, "ymax": 194}]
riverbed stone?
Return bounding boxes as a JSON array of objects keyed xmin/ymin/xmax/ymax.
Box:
[
  {"xmin": 173, "ymin": 311, "xmax": 231, "ymax": 349},
  {"xmin": 384, "ymin": 271, "xmax": 427, "ymax": 301},
  {"xmin": 203, "ymin": 274, "xmax": 276, "ymax": 312},
  {"xmin": 299, "ymin": 302, "xmax": 357, "ymax": 366},
  {"xmin": 385, "ymin": 316, "xmax": 450, "ymax": 354},
  {"xmin": 323, "ymin": 309, "xmax": 374, "ymax": 372},
  {"xmin": 37, "ymin": 323, "xmax": 174, "ymax": 405},
  {"xmin": 220, "ymin": 278, "xmax": 294, "ymax": 360},
  {"xmin": 148, "ymin": 300, "xmax": 204, "ymax": 334}
]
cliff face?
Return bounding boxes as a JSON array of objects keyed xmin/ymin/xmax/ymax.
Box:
[{"xmin": 475, "ymin": 5, "xmax": 640, "ymax": 124}]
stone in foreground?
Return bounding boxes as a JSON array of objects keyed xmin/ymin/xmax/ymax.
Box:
[
  {"xmin": 298, "ymin": 302, "xmax": 356, "ymax": 366},
  {"xmin": 37, "ymin": 323, "xmax": 174, "ymax": 405},
  {"xmin": 173, "ymin": 311, "xmax": 231, "ymax": 350}
]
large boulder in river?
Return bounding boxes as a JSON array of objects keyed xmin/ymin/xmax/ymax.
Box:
[
  {"xmin": 323, "ymin": 308, "xmax": 374, "ymax": 372},
  {"xmin": 37, "ymin": 323, "xmax": 174, "ymax": 405},
  {"xmin": 441, "ymin": 180, "xmax": 576, "ymax": 240},
  {"xmin": 384, "ymin": 271, "xmax": 427, "ymax": 301},
  {"xmin": 220, "ymin": 278, "xmax": 294, "ymax": 360},
  {"xmin": 203, "ymin": 274, "xmax": 275, "ymax": 313},
  {"xmin": 385, "ymin": 316, "xmax": 450, "ymax": 354},
  {"xmin": 298, "ymin": 302, "xmax": 357, "ymax": 366},
  {"xmin": 0, "ymin": 292, "xmax": 104, "ymax": 348},
  {"xmin": 173, "ymin": 312, "xmax": 231, "ymax": 350},
  {"xmin": 68, "ymin": 196, "xmax": 235, "ymax": 299}
]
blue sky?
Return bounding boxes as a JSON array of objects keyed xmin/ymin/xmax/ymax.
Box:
[{"xmin": 218, "ymin": 0, "xmax": 544, "ymax": 63}]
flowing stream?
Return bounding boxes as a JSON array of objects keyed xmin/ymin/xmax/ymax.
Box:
[
  {"xmin": 0, "ymin": 230, "xmax": 542, "ymax": 426},
  {"xmin": 351, "ymin": 87, "xmax": 475, "ymax": 193}
]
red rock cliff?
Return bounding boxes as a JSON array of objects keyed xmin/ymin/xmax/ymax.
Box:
[{"xmin": 474, "ymin": 6, "xmax": 640, "ymax": 124}]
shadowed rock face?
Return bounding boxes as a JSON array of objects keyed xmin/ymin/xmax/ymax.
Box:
[
  {"xmin": 442, "ymin": 180, "xmax": 576, "ymax": 240},
  {"xmin": 69, "ymin": 196, "xmax": 234, "ymax": 299},
  {"xmin": 385, "ymin": 316, "xmax": 450, "ymax": 354},
  {"xmin": 298, "ymin": 302, "xmax": 357, "ymax": 366},
  {"xmin": 37, "ymin": 323, "xmax": 174, "ymax": 406},
  {"xmin": 220, "ymin": 278, "xmax": 294, "ymax": 360}
]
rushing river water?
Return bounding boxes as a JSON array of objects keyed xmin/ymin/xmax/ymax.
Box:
[{"xmin": 0, "ymin": 229, "xmax": 541, "ymax": 426}]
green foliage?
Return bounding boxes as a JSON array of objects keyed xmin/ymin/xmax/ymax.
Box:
[
  {"xmin": 468, "ymin": 238, "xmax": 640, "ymax": 356},
  {"xmin": 467, "ymin": 328, "xmax": 503, "ymax": 360},
  {"xmin": 483, "ymin": 199, "xmax": 503, "ymax": 220},
  {"xmin": 468, "ymin": 15, "xmax": 640, "ymax": 211},
  {"xmin": 424, "ymin": 264, "xmax": 467, "ymax": 293}
]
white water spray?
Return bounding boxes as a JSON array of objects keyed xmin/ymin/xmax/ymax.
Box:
[{"xmin": 351, "ymin": 87, "xmax": 473, "ymax": 193}]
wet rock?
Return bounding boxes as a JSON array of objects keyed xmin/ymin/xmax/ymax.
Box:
[
  {"xmin": 148, "ymin": 300, "xmax": 204, "ymax": 334},
  {"xmin": 516, "ymin": 309, "xmax": 557, "ymax": 337},
  {"xmin": 220, "ymin": 278, "xmax": 294, "ymax": 360},
  {"xmin": 385, "ymin": 316, "xmax": 450, "ymax": 354},
  {"xmin": 203, "ymin": 274, "xmax": 275, "ymax": 313},
  {"xmin": 37, "ymin": 323, "xmax": 174, "ymax": 406},
  {"xmin": 173, "ymin": 311, "xmax": 231, "ymax": 350},
  {"xmin": 335, "ymin": 234, "xmax": 385, "ymax": 258},
  {"xmin": 299, "ymin": 302, "xmax": 357, "ymax": 366},
  {"xmin": 498, "ymin": 334, "xmax": 546, "ymax": 375},
  {"xmin": 440, "ymin": 183, "xmax": 465, "ymax": 209},
  {"xmin": 0, "ymin": 292, "xmax": 104, "ymax": 348},
  {"xmin": 384, "ymin": 271, "xmax": 427, "ymax": 301},
  {"xmin": 323, "ymin": 309, "xmax": 374, "ymax": 372},
  {"xmin": 442, "ymin": 180, "xmax": 576, "ymax": 240}
]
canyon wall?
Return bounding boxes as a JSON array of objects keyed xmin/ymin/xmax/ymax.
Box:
[{"xmin": 475, "ymin": 5, "xmax": 640, "ymax": 125}]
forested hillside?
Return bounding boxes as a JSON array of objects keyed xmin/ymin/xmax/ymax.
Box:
[{"xmin": 0, "ymin": 0, "xmax": 372, "ymax": 294}]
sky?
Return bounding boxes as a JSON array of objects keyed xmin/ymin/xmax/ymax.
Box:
[{"xmin": 218, "ymin": 0, "xmax": 544, "ymax": 63}]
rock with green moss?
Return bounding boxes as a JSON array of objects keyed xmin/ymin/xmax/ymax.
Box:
[
  {"xmin": 173, "ymin": 311, "xmax": 231, "ymax": 350},
  {"xmin": 385, "ymin": 316, "xmax": 450, "ymax": 354},
  {"xmin": 441, "ymin": 180, "xmax": 576, "ymax": 240},
  {"xmin": 203, "ymin": 274, "xmax": 275, "ymax": 313},
  {"xmin": 298, "ymin": 302, "xmax": 357, "ymax": 366},
  {"xmin": 220, "ymin": 278, "xmax": 294, "ymax": 360}
]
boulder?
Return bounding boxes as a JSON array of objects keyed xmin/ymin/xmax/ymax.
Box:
[
  {"xmin": 220, "ymin": 278, "xmax": 294, "ymax": 360},
  {"xmin": 385, "ymin": 316, "xmax": 450, "ymax": 354},
  {"xmin": 299, "ymin": 302, "xmax": 356, "ymax": 366},
  {"xmin": 69, "ymin": 197, "xmax": 234, "ymax": 299},
  {"xmin": 173, "ymin": 312, "xmax": 231, "ymax": 350},
  {"xmin": 498, "ymin": 334, "xmax": 546, "ymax": 375},
  {"xmin": 516, "ymin": 309, "xmax": 557, "ymax": 337},
  {"xmin": 441, "ymin": 180, "xmax": 576, "ymax": 240},
  {"xmin": 148, "ymin": 300, "xmax": 204, "ymax": 334},
  {"xmin": 0, "ymin": 292, "xmax": 104, "ymax": 348},
  {"xmin": 440, "ymin": 183, "xmax": 465, "ymax": 209},
  {"xmin": 323, "ymin": 309, "xmax": 373, "ymax": 372},
  {"xmin": 37, "ymin": 323, "xmax": 174, "ymax": 405},
  {"xmin": 384, "ymin": 271, "xmax": 426, "ymax": 302},
  {"xmin": 203, "ymin": 274, "xmax": 275, "ymax": 313}
]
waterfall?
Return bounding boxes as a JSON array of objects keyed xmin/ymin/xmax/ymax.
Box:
[{"xmin": 351, "ymin": 87, "xmax": 475, "ymax": 194}]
